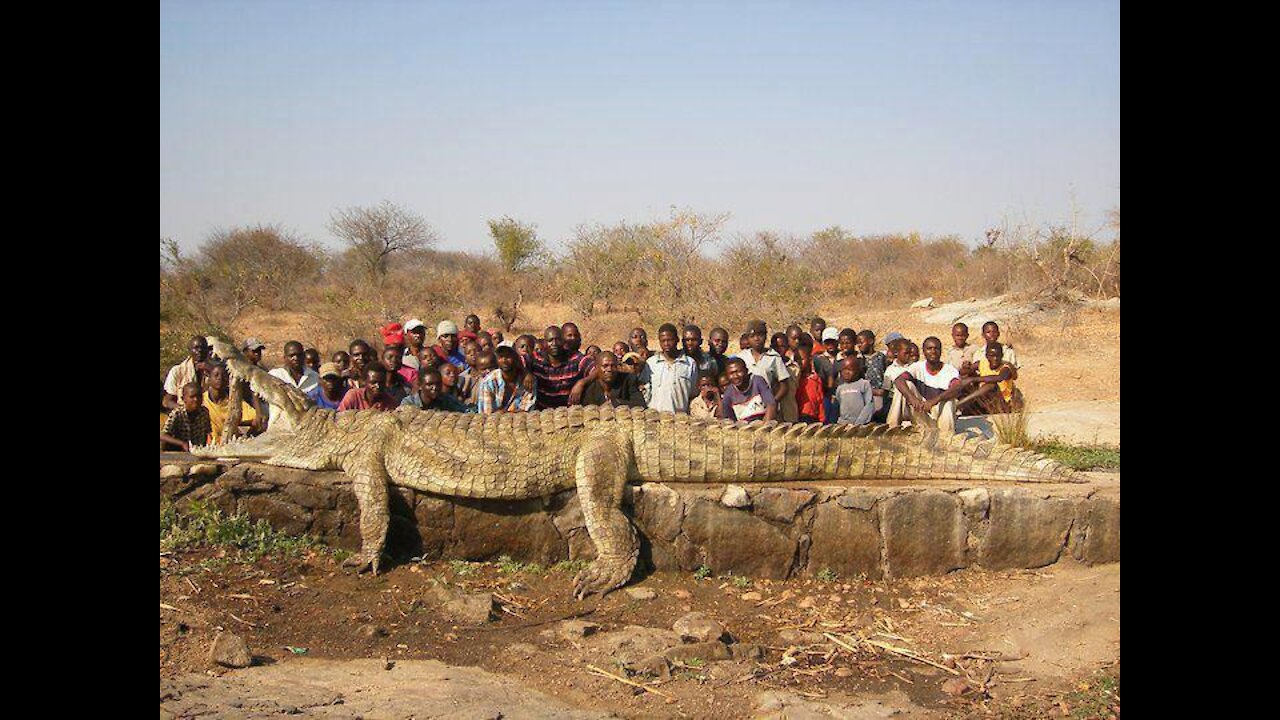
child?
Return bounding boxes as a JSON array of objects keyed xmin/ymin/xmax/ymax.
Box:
[
  {"xmin": 720, "ymin": 358, "xmax": 777, "ymax": 422},
  {"xmin": 834, "ymin": 356, "xmax": 875, "ymax": 425},
  {"xmin": 689, "ymin": 372, "xmax": 723, "ymax": 419},
  {"xmin": 203, "ymin": 363, "xmax": 258, "ymax": 441},
  {"xmin": 855, "ymin": 329, "xmax": 888, "ymax": 414},
  {"xmin": 476, "ymin": 346, "xmax": 537, "ymax": 413},
  {"xmin": 160, "ymin": 382, "xmax": 212, "ymax": 451},
  {"xmin": 439, "ymin": 362, "xmax": 466, "ymax": 402},
  {"xmin": 967, "ymin": 342, "xmax": 1022, "ymax": 413},
  {"xmin": 878, "ymin": 338, "xmax": 911, "ymax": 424},
  {"xmin": 946, "ymin": 322, "xmax": 977, "ymax": 374},
  {"xmin": 790, "ymin": 334, "xmax": 826, "ymax": 423},
  {"xmin": 974, "ymin": 321, "xmax": 1019, "ymax": 370},
  {"xmin": 304, "ymin": 348, "xmax": 322, "ymax": 373}
]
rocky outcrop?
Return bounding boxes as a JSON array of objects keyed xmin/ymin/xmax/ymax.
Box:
[{"xmin": 160, "ymin": 459, "xmax": 1118, "ymax": 579}]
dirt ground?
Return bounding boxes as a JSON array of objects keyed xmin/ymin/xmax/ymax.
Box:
[{"xmin": 160, "ymin": 548, "xmax": 1119, "ymax": 718}]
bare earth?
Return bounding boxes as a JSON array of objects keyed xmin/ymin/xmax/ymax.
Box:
[{"xmin": 160, "ymin": 550, "xmax": 1119, "ymax": 718}]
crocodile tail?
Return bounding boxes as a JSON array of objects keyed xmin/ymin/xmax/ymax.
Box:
[{"xmin": 208, "ymin": 336, "xmax": 312, "ymax": 425}]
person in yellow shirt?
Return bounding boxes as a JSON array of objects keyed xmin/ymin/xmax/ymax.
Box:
[
  {"xmin": 202, "ymin": 363, "xmax": 258, "ymax": 443},
  {"xmin": 968, "ymin": 342, "xmax": 1022, "ymax": 413}
]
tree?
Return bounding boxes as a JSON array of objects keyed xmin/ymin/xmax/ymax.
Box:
[
  {"xmin": 327, "ymin": 201, "xmax": 437, "ymax": 283},
  {"xmin": 488, "ymin": 216, "xmax": 545, "ymax": 273}
]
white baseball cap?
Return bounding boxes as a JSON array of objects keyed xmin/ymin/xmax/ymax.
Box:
[
  {"xmin": 405, "ymin": 319, "xmax": 425, "ymax": 332},
  {"xmin": 437, "ymin": 320, "xmax": 459, "ymax": 336},
  {"xmin": 821, "ymin": 327, "xmax": 840, "ymax": 342}
]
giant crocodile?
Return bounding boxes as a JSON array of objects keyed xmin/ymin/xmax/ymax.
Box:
[{"xmin": 191, "ymin": 337, "xmax": 1078, "ymax": 598}]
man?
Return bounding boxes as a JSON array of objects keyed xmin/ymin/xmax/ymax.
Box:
[
  {"xmin": 402, "ymin": 369, "xmax": 471, "ymax": 412},
  {"xmin": 529, "ymin": 326, "xmax": 586, "ymax": 410},
  {"xmin": 163, "ymin": 335, "xmax": 211, "ymax": 410},
  {"xmin": 580, "ymin": 351, "xmax": 646, "ymax": 408},
  {"xmin": 973, "ymin": 321, "xmax": 1020, "ymax": 372},
  {"xmin": 337, "ymin": 363, "xmax": 398, "ymax": 412},
  {"xmin": 242, "ymin": 337, "xmax": 267, "ymax": 368},
  {"xmin": 809, "ymin": 317, "xmax": 828, "ymax": 341},
  {"xmin": 403, "ymin": 319, "xmax": 428, "ymax": 370},
  {"xmin": 708, "ymin": 327, "xmax": 731, "ymax": 374},
  {"xmin": 464, "ymin": 314, "xmax": 482, "ymax": 336},
  {"xmin": 638, "ymin": 323, "xmax": 698, "ymax": 413},
  {"xmin": 629, "ymin": 327, "xmax": 652, "ymax": 363},
  {"xmin": 432, "ymin": 321, "xmax": 469, "ymax": 370},
  {"xmin": 476, "ymin": 346, "xmax": 536, "ymax": 413},
  {"xmin": 160, "ymin": 382, "xmax": 212, "ymax": 451},
  {"xmin": 267, "ymin": 340, "xmax": 321, "ymax": 430},
  {"xmin": 203, "ymin": 362, "xmax": 258, "ymax": 442},
  {"xmin": 946, "ymin": 322, "xmax": 978, "ymax": 374},
  {"xmin": 890, "ymin": 336, "xmax": 966, "ymax": 434},
  {"xmin": 306, "ymin": 362, "xmax": 348, "ymax": 410},
  {"xmin": 682, "ymin": 324, "xmax": 721, "ymax": 378},
  {"xmin": 347, "ymin": 340, "xmax": 376, "ymax": 388},
  {"xmin": 737, "ymin": 319, "xmax": 793, "ymax": 417},
  {"xmin": 720, "ymin": 357, "xmax": 777, "ymax": 422}
]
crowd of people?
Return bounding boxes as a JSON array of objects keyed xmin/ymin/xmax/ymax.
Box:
[{"xmin": 160, "ymin": 313, "xmax": 1022, "ymax": 451}]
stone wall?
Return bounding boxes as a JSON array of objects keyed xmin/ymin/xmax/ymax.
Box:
[{"xmin": 160, "ymin": 459, "xmax": 1119, "ymax": 579}]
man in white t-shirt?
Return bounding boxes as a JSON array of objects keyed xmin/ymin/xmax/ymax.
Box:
[
  {"xmin": 887, "ymin": 336, "xmax": 966, "ymax": 434},
  {"xmin": 266, "ymin": 340, "xmax": 320, "ymax": 431}
]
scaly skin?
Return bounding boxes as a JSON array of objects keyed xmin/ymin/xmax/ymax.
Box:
[{"xmin": 192, "ymin": 337, "xmax": 1080, "ymax": 597}]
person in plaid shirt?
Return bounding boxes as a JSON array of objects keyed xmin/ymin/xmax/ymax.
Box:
[
  {"xmin": 160, "ymin": 382, "xmax": 212, "ymax": 451},
  {"xmin": 476, "ymin": 346, "xmax": 537, "ymax": 413}
]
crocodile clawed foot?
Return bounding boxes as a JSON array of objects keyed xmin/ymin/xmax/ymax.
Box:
[
  {"xmin": 342, "ymin": 550, "xmax": 382, "ymax": 575},
  {"xmin": 572, "ymin": 556, "xmax": 635, "ymax": 600}
]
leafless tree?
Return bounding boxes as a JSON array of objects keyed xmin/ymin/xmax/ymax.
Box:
[{"xmin": 327, "ymin": 201, "xmax": 438, "ymax": 283}]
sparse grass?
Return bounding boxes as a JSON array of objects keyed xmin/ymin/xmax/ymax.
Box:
[
  {"xmin": 731, "ymin": 575, "xmax": 751, "ymax": 589},
  {"xmin": 1063, "ymin": 669, "xmax": 1120, "ymax": 719},
  {"xmin": 160, "ymin": 501, "xmax": 327, "ymax": 562},
  {"xmin": 816, "ymin": 567, "xmax": 840, "ymax": 583},
  {"xmin": 551, "ymin": 559, "xmax": 590, "ymax": 575},
  {"xmin": 449, "ymin": 559, "xmax": 481, "ymax": 576},
  {"xmin": 1032, "ymin": 439, "xmax": 1120, "ymax": 471},
  {"xmin": 496, "ymin": 554, "xmax": 546, "ymax": 575},
  {"xmin": 693, "ymin": 564, "xmax": 712, "ymax": 580}
]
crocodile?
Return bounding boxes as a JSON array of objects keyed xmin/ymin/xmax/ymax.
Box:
[{"xmin": 191, "ymin": 337, "xmax": 1079, "ymax": 598}]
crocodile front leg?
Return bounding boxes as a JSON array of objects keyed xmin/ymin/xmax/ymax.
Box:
[
  {"xmin": 572, "ymin": 433, "xmax": 640, "ymax": 600},
  {"xmin": 341, "ymin": 447, "xmax": 389, "ymax": 574}
]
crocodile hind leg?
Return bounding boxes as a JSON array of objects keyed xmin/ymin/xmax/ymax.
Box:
[
  {"xmin": 572, "ymin": 434, "xmax": 640, "ymax": 600},
  {"xmin": 341, "ymin": 448, "xmax": 389, "ymax": 574}
]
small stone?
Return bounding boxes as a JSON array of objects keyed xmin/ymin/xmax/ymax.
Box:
[
  {"xmin": 720, "ymin": 485, "xmax": 751, "ymax": 508},
  {"xmin": 730, "ymin": 643, "xmax": 763, "ymax": 660},
  {"xmin": 942, "ymin": 678, "xmax": 969, "ymax": 697},
  {"xmin": 427, "ymin": 585, "xmax": 495, "ymax": 625},
  {"xmin": 664, "ymin": 640, "xmax": 731, "ymax": 663},
  {"xmin": 382, "ymin": 657, "xmax": 395, "ymax": 671},
  {"xmin": 631, "ymin": 654, "xmax": 671, "ymax": 680},
  {"xmin": 798, "ymin": 596, "xmax": 817, "ymax": 609},
  {"xmin": 625, "ymin": 587, "xmax": 657, "ymax": 601},
  {"xmin": 557, "ymin": 620, "xmax": 600, "ymax": 639},
  {"xmin": 672, "ymin": 589, "xmax": 692, "ymax": 600},
  {"xmin": 777, "ymin": 629, "xmax": 825, "ymax": 646},
  {"xmin": 208, "ymin": 631, "xmax": 252, "ymax": 668},
  {"xmin": 834, "ymin": 667, "xmax": 855, "ymax": 678},
  {"xmin": 910, "ymin": 296, "xmax": 935, "ymax": 309},
  {"xmin": 160, "ymin": 464, "xmax": 186, "ymax": 479},
  {"xmin": 740, "ymin": 591, "xmax": 762, "ymax": 602},
  {"xmin": 673, "ymin": 612, "xmax": 726, "ymax": 643}
]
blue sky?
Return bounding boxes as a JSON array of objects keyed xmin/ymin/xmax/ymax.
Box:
[{"xmin": 160, "ymin": 1, "xmax": 1119, "ymax": 254}]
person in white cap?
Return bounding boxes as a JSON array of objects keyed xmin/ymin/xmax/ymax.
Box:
[
  {"xmin": 814, "ymin": 326, "xmax": 842, "ymax": 422},
  {"xmin": 403, "ymin": 319, "xmax": 427, "ymax": 370},
  {"xmin": 432, "ymin": 320, "xmax": 469, "ymax": 370}
]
